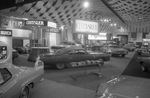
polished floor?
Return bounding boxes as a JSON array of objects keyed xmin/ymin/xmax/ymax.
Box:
[{"xmin": 122, "ymin": 53, "xmax": 150, "ymax": 78}]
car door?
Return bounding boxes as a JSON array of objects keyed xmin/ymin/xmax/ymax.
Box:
[
  {"xmin": 76, "ymin": 49, "xmax": 88, "ymax": 61},
  {"xmin": 67, "ymin": 49, "xmax": 79, "ymax": 62}
]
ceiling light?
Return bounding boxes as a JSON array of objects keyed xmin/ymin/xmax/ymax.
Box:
[{"xmin": 83, "ymin": 1, "xmax": 89, "ymax": 8}]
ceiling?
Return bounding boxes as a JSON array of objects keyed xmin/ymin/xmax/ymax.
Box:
[{"xmin": 0, "ymin": 0, "xmax": 150, "ymax": 33}]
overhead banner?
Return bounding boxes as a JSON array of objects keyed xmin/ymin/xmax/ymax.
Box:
[{"xmin": 73, "ymin": 19, "xmax": 99, "ymax": 34}]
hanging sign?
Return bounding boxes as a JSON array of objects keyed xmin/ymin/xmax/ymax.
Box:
[
  {"xmin": 25, "ymin": 20, "xmax": 47, "ymax": 26},
  {"xmin": 73, "ymin": 19, "xmax": 99, "ymax": 34}
]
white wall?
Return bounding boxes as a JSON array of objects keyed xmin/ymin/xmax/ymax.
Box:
[{"xmin": 49, "ymin": 33, "xmax": 57, "ymax": 47}]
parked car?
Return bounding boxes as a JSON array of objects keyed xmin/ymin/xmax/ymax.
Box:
[
  {"xmin": 136, "ymin": 46, "xmax": 150, "ymax": 55},
  {"xmin": 95, "ymin": 75, "xmax": 150, "ymax": 98},
  {"xmin": 101, "ymin": 44, "xmax": 128, "ymax": 57},
  {"xmin": 40, "ymin": 47, "xmax": 110, "ymax": 69},
  {"xmin": 12, "ymin": 48, "xmax": 19, "ymax": 60},
  {"xmin": 136, "ymin": 56, "xmax": 150, "ymax": 72},
  {"xmin": 0, "ymin": 59, "xmax": 44, "ymax": 98},
  {"xmin": 123, "ymin": 43, "xmax": 136, "ymax": 51}
]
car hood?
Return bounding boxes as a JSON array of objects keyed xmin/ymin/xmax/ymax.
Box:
[
  {"xmin": 96, "ymin": 75, "xmax": 150, "ymax": 98},
  {"xmin": 1, "ymin": 63, "xmax": 37, "ymax": 76}
]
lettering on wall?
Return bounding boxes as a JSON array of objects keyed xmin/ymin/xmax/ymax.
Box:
[
  {"xmin": 88, "ymin": 33, "xmax": 107, "ymax": 40},
  {"xmin": 0, "ymin": 16, "xmax": 24, "ymax": 28},
  {"xmin": 0, "ymin": 30, "xmax": 12, "ymax": 36},
  {"xmin": 25, "ymin": 20, "xmax": 46, "ymax": 26}
]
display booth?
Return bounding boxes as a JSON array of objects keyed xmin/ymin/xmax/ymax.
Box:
[{"xmin": 0, "ymin": 29, "xmax": 12, "ymax": 64}]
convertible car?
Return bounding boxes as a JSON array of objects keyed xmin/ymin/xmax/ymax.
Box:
[
  {"xmin": 40, "ymin": 47, "xmax": 110, "ymax": 69},
  {"xmin": 136, "ymin": 56, "xmax": 150, "ymax": 72},
  {"xmin": 0, "ymin": 59, "xmax": 44, "ymax": 98},
  {"xmin": 95, "ymin": 75, "xmax": 150, "ymax": 98},
  {"xmin": 101, "ymin": 44, "xmax": 128, "ymax": 57}
]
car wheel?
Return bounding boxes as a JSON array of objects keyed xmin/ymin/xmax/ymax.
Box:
[
  {"xmin": 122, "ymin": 54, "xmax": 125, "ymax": 57},
  {"xmin": 56, "ymin": 63, "xmax": 65, "ymax": 70},
  {"xmin": 141, "ymin": 66, "xmax": 148, "ymax": 72},
  {"xmin": 20, "ymin": 86, "xmax": 29, "ymax": 98}
]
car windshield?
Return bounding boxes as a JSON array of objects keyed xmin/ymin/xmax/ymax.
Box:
[{"xmin": 54, "ymin": 48, "xmax": 71, "ymax": 55}]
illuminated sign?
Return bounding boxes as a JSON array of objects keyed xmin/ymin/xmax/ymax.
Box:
[
  {"xmin": 25, "ymin": 20, "xmax": 46, "ymax": 26},
  {"xmin": 88, "ymin": 33, "xmax": 107, "ymax": 40},
  {"xmin": 0, "ymin": 15, "xmax": 24, "ymax": 28},
  {"xmin": 74, "ymin": 19, "xmax": 99, "ymax": 34},
  {"xmin": 0, "ymin": 30, "xmax": 12, "ymax": 36},
  {"xmin": 47, "ymin": 21, "xmax": 57, "ymax": 28}
]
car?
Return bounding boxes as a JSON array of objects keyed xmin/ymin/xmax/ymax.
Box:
[
  {"xmin": 95, "ymin": 75, "xmax": 150, "ymax": 98},
  {"xmin": 136, "ymin": 46, "xmax": 150, "ymax": 55},
  {"xmin": 0, "ymin": 59, "xmax": 44, "ymax": 98},
  {"xmin": 136, "ymin": 56, "xmax": 150, "ymax": 72},
  {"xmin": 123, "ymin": 43, "xmax": 136, "ymax": 51},
  {"xmin": 40, "ymin": 47, "xmax": 110, "ymax": 70},
  {"xmin": 101, "ymin": 44, "xmax": 128, "ymax": 57},
  {"xmin": 12, "ymin": 48, "xmax": 19, "ymax": 60}
]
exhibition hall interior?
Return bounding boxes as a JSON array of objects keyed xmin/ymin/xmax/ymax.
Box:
[{"xmin": 0, "ymin": 0, "xmax": 150, "ymax": 98}]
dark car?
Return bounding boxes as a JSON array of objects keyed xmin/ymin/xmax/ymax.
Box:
[
  {"xmin": 40, "ymin": 47, "xmax": 110, "ymax": 69},
  {"xmin": 136, "ymin": 57, "xmax": 150, "ymax": 72},
  {"xmin": 101, "ymin": 44, "xmax": 128, "ymax": 57},
  {"xmin": 12, "ymin": 48, "xmax": 19, "ymax": 60}
]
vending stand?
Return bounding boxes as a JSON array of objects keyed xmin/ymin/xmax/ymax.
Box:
[{"xmin": 0, "ymin": 29, "xmax": 12, "ymax": 65}]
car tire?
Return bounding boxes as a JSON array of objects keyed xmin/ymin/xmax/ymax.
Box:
[
  {"xmin": 20, "ymin": 86, "xmax": 29, "ymax": 98},
  {"xmin": 141, "ymin": 65, "xmax": 148, "ymax": 72},
  {"xmin": 56, "ymin": 63, "xmax": 65, "ymax": 70}
]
